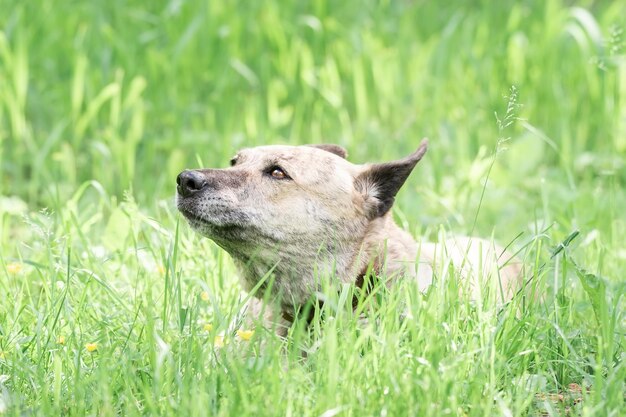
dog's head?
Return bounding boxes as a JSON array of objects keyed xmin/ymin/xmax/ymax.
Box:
[{"xmin": 176, "ymin": 140, "xmax": 428, "ymax": 280}]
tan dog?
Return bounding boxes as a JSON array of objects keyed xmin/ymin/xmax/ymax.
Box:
[{"xmin": 176, "ymin": 140, "xmax": 522, "ymax": 330}]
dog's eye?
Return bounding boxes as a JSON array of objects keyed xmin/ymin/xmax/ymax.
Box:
[
  {"xmin": 266, "ymin": 166, "xmax": 290, "ymax": 180},
  {"xmin": 229, "ymin": 156, "xmax": 238, "ymax": 166},
  {"xmin": 271, "ymin": 168, "xmax": 286, "ymax": 179}
]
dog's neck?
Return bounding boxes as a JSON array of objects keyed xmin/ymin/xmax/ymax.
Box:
[
  {"xmin": 352, "ymin": 214, "xmax": 419, "ymax": 282},
  {"xmin": 226, "ymin": 213, "xmax": 418, "ymax": 312}
]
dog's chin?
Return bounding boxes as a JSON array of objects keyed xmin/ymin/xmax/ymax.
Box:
[
  {"xmin": 177, "ymin": 196, "xmax": 229, "ymax": 227},
  {"xmin": 179, "ymin": 209, "xmax": 225, "ymax": 229},
  {"xmin": 176, "ymin": 205, "xmax": 207, "ymax": 225},
  {"xmin": 177, "ymin": 205, "xmax": 249, "ymax": 242},
  {"xmin": 182, "ymin": 213, "xmax": 213, "ymax": 232}
]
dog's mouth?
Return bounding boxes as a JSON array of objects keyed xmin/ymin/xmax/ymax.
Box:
[
  {"xmin": 177, "ymin": 199, "xmax": 250, "ymax": 232},
  {"xmin": 175, "ymin": 195, "xmax": 214, "ymax": 226},
  {"xmin": 180, "ymin": 210, "xmax": 252, "ymax": 246}
]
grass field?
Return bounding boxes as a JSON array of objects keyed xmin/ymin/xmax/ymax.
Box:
[{"xmin": 1, "ymin": 0, "xmax": 625, "ymax": 415}]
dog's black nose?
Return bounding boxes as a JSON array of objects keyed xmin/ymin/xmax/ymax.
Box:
[{"xmin": 177, "ymin": 170, "xmax": 208, "ymax": 197}]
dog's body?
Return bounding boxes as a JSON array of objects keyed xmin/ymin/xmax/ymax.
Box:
[{"xmin": 176, "ymin": 141, "xmax": 522, "ymax": 329}]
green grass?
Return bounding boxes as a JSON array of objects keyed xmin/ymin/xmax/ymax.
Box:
[{"xmin": 1, "ymin": 0, "xmax": 625, "ymax": 415}]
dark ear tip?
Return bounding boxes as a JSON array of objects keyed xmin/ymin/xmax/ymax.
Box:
[{"xmin": 414, "ymin": 138, "xmax": 429, "ymax": 159}]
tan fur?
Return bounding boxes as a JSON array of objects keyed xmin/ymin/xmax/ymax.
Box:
[{"xmin": 176, "ymin": 140, "xmax": 523, "ymax": 331}]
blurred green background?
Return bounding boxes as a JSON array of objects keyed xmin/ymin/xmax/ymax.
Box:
[{"xmin": 1, "ymin": 0, "xmax": 624, "ymax": 224}]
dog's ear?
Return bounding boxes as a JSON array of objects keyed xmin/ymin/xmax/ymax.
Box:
[
  {"xmin": 307, "ymin": 144, "xmax": 348, "ymax": 159},
  {"xmin": 355, "ymin": 140, "xmax": 428, "ymax": 219}
]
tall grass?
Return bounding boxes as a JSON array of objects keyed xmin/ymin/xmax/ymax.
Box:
[{"xmin": 1, "ymin": 0, "xmax": 624, "ymax": 416}]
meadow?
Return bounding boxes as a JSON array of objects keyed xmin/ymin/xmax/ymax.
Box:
[{"xmin": 1, "ymin": 0, "xmax": 625, "ymax": 415}]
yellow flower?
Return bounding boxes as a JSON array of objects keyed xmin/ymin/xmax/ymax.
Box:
[
  {"xmin": 200, "ymin": 291, "xmax": 210, "ymax": 301},
  {"xmin": 6, "ymin": 262, "xmax": 23, "ymax": 275},
  {"xmin": 57, "ymin": 335, "xmax": 66, "ymax": 345},
  {"xmin": 0, "ymin": 351, "xmax": 5, "ymax": 359},
  {"xmin": 203, "ymin": 323, "xmax": 213, "ymax": 332},
  {"xmin": 85, "ymin": 343, "xmax": 98, "ymax": 352},
  {"xmin": 236, "ymin": 329, "xmax": 254, "ymax": 341},
  {"xmin": 214, "ymin": 335, "xmax": 225, "ymax": 348},
  {"xmin": 156, "ymin": 265, "xmax": 166, "ymax": 275}
]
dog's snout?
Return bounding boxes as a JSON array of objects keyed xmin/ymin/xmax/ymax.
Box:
[{"xmin": 177, "ymin": 170, "xmax": 208, "ymax": 197}]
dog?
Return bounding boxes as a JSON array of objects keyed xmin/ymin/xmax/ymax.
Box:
[{"xmin": 176, "ymin": 140, "xmax": 522, "ymax": 331}]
